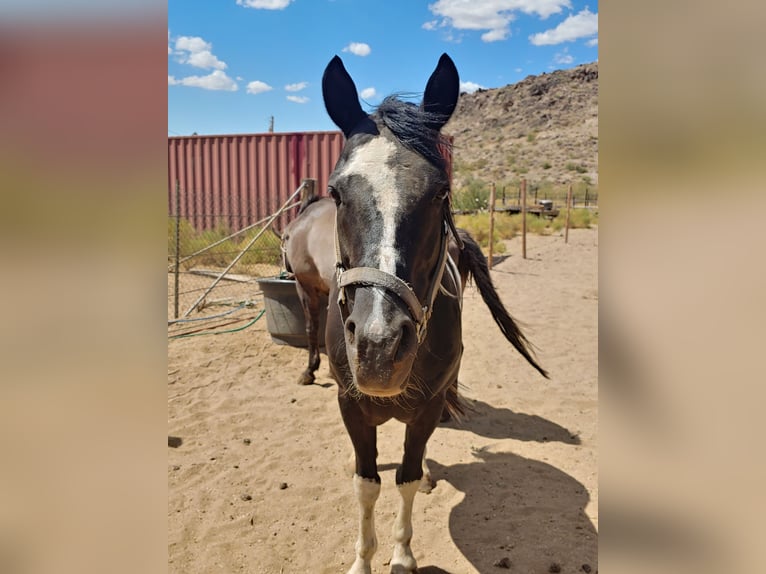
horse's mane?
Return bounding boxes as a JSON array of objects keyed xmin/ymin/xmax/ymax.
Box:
[{"xmin": 372, "ymin": 95, "xmax": 451, "ymax": 171}]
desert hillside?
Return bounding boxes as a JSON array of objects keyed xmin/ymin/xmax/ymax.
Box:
[{"xmin": 445, "ymin": 62, "xmax": 598, "ymax": 190}]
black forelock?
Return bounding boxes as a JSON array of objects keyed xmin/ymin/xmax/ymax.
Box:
[{"xmin": 372, "ymin": 96, "xmax": 451, "ymax": 171}]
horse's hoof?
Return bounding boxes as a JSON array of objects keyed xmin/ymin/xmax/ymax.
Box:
[{"xmin": 297, "ymin": 372, "xmax": 315, "ymax": 385}]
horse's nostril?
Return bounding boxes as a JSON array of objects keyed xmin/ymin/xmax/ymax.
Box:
[{"xmin": 345, "ymin": 319, "xmax": 356, "ymax": 344}]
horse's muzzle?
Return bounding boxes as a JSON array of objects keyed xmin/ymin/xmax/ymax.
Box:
[{"xmin": 343, "ymin": 292, "xmax": 418, "ymax": 396}]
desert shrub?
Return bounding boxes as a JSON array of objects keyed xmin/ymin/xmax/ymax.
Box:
[
  {"xmin": 550, "ymin": 208, "xmax": 595, "ymax": 229},
  {"xmin": 452, "ymin": 177, "xmax": 490, "ymax": 211},
  {"xmin": 454, "ymin": 212, "xmax": 507, "ymax": 254}
]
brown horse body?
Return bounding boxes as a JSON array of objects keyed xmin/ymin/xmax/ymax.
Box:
[{"xmin": 282, "ymin": 197, "xmax": 336, "ymax": 385}]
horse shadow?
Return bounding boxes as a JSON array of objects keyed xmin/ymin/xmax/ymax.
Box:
[
  {"xmin": 419, "ymin": 450, "xmax": 597, "ymax": 573},
  {"xmin": 442, "ymin": 398, "xmax": 581, "ymax": 445}
]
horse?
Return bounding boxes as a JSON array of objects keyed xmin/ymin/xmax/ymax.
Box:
[
  {"xmin": 282, "ymin": 199, "xmax": 539, "ymax": 419},
  {"xmin": 283, "ymin": 195, "xmax": 466, "ymax": 391},
  {"xmin": 317, "ymin": 53, "xmax": 548, "ymax": 573}
]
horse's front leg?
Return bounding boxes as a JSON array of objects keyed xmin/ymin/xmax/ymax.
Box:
[
  {"xmin": 390, "ymin": 401, "xmax": 443, "ymax": 573},
  {"xmin": 296, "ymin": 285, "xmax": 320, "ymax": 385},
  {"xmin": 340, "ymin": 398, "xmax": 380, "ymax": 574}
]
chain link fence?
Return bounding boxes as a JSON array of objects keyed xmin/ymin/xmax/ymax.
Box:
[{"xmin": 167, "ymin": 212, "xmax": 288, "ymax": 322}]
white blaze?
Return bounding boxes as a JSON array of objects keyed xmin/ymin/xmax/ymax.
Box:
[
  {"xmin": 339, "ymin": 137, "xmax": 399, "ymax": 274},
  {"xmin": 340, "ymin": 137, "xmax": 400, "ymax": 329}
]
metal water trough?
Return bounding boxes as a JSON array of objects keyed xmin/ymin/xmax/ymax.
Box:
[{"xmin": 256, "ymin": 277, "xmax": 327, "ymax": 348}]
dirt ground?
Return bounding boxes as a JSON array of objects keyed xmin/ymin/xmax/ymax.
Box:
[{"xmin": 168, "ymin": 226, "xmax": 598, "ymax": 574}]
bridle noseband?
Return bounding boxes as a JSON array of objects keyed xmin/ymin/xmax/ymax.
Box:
[{"xmin": 335, "ymin": 201, "xmax": 463, "ymax": 344}]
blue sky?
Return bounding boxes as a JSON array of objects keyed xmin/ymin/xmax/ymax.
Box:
[{"xmin": 168, "ymin": 0, "xmax": 598, "ymax": 136}]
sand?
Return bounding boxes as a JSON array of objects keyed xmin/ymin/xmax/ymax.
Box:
[{"xmin": 168, "ymin": 226, "xmax": 598, "ymax": 574}]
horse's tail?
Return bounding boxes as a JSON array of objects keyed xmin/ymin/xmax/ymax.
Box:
[
  {"xmin": 443, "ymin": 379, "xmax": 469, "ymax": 422},
  {"xmin": 457, "ymin": 229, "xmax": 549, "ymax": 379}
]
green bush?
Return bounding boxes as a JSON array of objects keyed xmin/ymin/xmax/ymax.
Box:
[
  {"xmin": 452, "ymin": 177, "xmax": 490, "ymax": 211},
  {"xmin": 454, "ymin": 212, "xmax": 516, "ymax": 254}
]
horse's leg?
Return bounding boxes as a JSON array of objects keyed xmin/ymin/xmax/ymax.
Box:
[
  {"xmin": 340, "ymin": 398, "xmax": 380, "ymax": 574},
  {"xmin": 390, "ymin": 402, "xmax": 443, "ymax": 573},
  {"xmin": 420, "ymin": 445, "xmax": 435, "ymax": 493},
  {"xmin": 296, "ymin": 285, "xmax": 320, "ymax": 385}
]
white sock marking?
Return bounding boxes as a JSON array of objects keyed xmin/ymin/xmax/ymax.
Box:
[
  {"xmin": 391, "ymin": 479, "xmax": 420, "ymax": 571},
  {"xmin": 348, "ymin": 474, "xmax": 380, "ymax": 574}
]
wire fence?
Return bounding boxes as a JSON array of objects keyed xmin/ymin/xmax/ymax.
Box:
[
  {"xmin": 452, "ymin": 178, "xmax": 598, "ymax": 213},
  {"xmin": 167, "ymin": 213, "xmax": 286, "ymax": 325}
]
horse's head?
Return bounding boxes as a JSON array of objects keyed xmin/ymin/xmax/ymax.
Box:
[{"xmin": 322, "ymin": 53, "xmax": 460, "ymax": 397}]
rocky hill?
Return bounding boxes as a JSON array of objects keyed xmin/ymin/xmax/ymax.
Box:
[{"xmin": 445, "ymin": 62, "xmax": 598, "ymax": 191}]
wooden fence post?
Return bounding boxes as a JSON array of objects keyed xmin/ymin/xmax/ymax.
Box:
[
  {"xmin": 488, "ymin": 182, "xmax": 496, "ymax": 270},
  {"xmin": 174, "ymin": 179, "xmax": 181, "ymax": 320},
  {"xmin": 521, "ymin": 178, "xmax": 527, "ymax": 259},
  {"xmin": 565, "ymin": 183, "xmax": 573, "ymax": 244},
  {"xmin": 300, "ymin": 177, "xmax": 317, "ymax": 205}
]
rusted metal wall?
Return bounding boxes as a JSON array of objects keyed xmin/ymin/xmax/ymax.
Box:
[
  {"xmin": 168, "ymin": 131, "xmax": 453, "ymax": 232},
  {"xmin": 168, "ymin": 131, "xmax": 345, "ymax": 231}
]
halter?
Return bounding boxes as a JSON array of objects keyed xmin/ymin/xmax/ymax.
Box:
[{"xmin": 335, "ymin": 201, "xmax": 463, "ymax": 344}]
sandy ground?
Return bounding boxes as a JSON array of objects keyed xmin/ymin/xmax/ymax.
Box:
[{"xmin": 168, "ymin": 227, "xmax": 598, "ymax": 574}]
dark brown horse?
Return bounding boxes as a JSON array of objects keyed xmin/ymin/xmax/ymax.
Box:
[
  {"xmin": 283, "ymin": 199, "xmax": 539, "ymax": 417},
  {"xmin": 298, "ymin": 53, "xmax": 547, "ymax": 573},
  {"xmin": 284, "ymin": 195, "xmax": 466, "ymax": 391}
]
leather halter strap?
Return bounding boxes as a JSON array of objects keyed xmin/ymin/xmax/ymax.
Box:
[{"xmin": 335, "ymin": 210, "xmax": 456, "ymax": 344}]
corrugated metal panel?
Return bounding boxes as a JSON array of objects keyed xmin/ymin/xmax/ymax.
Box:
[
  {"xmin": 168, "ymin": 131, "xmax": 345, "ymax": 231},
  {"xmin": 168, "ymin": 131, "xmax": 453, "ymax": 231}
]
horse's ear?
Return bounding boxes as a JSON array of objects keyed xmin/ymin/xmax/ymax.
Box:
[
  {"xmin": 422, "ymin": 53, "xmax": 460, "ymax": 131},
  {"xmin": 322, "ymin": 55, "xmax": 368, "ymax": 138}
]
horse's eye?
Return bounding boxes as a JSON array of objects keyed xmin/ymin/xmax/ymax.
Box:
[
  {"xmin": 328, "ymin": 186, "xmax": 341, "ymax": 204},
  {"xmin": 434, "ymin": 187, "xmax": 449, "ymax": 202}
]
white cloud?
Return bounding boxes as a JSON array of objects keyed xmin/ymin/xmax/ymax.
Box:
[
  {"xmin": 481, "ymin": 28, "xmax": 509, "ymax": 42},
  {"xmin": 460, "ymin": 81, "xmax": 485, "ymax": 93},
  {"xmin": 236, "ymin": 0, "xmax": 294, "ymax": 8},
  {"xmin": 186, "ymin": 50, "xmax": 227, "ymax": 70},
  {"xmin": 175, "ymin": 36, "xmax": 207, "ymax": 53},
  {"xmin": 342, "ymin": 42, "xmax": 371, "ymax": 57},
  {"xmin": 285, "ymin": 82, "xmax": 308, "ymax": 92},
  {"xmin": 172, "ymin": 70, "xmax": 238, "ymax": 91},
  {"xmin": 586, "ymin": 37, "xmax": 598, "ymax": 47},
  {"xmin": 529, "ymin": 8, "xmax": 598, "ymax": 45},
  {"xmin": 247, "ymin": 80, "xmax": 273, "ymax": 95},
  {"xmin": 174, "ymin": 35, "xmax": 227, "ymax": 70},
  {"xmin": 554, "ymin": 48, "xmax": 574, "ymax": 65},
  {"xmin": 287, "ymin": 95, "xmax": 309, "ymax": 104},
  {"xmin": 360, "ymin": 87, "xmax": 377, "ymax": 100},
  {"xmin": 427, "ymin": 0, "xmax": 572, "ymax": 43}
]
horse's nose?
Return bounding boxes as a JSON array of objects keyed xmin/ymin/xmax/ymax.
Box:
[
  {"xmin": 348, "ymin": 313, "xmax": 415, "ymax": 361},
  {"xmin": 345, "ymin": 307, "xmax": 418, "ymax": 396}
]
